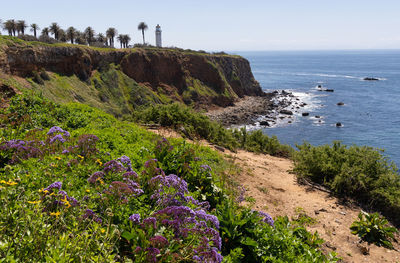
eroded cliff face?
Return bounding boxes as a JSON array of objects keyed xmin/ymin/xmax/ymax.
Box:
[{"xmin": 0, "ymin": 38, "xmax": 263, "ymax": 108}]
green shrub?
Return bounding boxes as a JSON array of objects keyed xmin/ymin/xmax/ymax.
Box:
[
  {"xmin": 294, "ymin": 141, "xmax": 400, "ymax": 225},
  {"xmin": 135, "ymin": 103, "xmax": 293, "ymax": 157},
  {"xmin": 350, "ymin": 211, "xmax": 397, "ymax": 248}
]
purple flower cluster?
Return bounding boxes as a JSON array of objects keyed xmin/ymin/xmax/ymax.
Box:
[
  {"xmin": 150, "ymin": 235, "xmax": 169, "ymax": 248},
  {"xmin": 257, "ymin": 211, "xmax": 274, "ymax": 227},
  {"xmin": 49, "ymin": 134, "xmax": 66, "ymax": 144},
  {"xmin": 0, "ymin": 139, "xmax": 43, "ymax": 163},
  {"xmin": 82, "ymin": 209, "xmax": 102, "ymax": 223},
  {"xmin": 123, "ymin": 171, "xmax": 138, "ymax": 179},
  {"xmin": 105, "ymin": 181, "xmax": 143, "ymax": 202},
  {"xmin": 47, "ymin": 126, "xmax": 70, "ymax": 137},
  {"xmin": 47, "ymin": 126, "xmax": 70, "ymax": 144},
  {"xmin": 236, "ymin": 185, "xmax": 246, "ymax": 203},
  {"xmin": 75, "ymin": 134, "xmax": 99, "ymax": 156},
  {"xmin": 129, "ymin": 213, "xmax": 141, "ymax": 224},
  {"xmin": 44, "ymin": 181, "xmax": 62, "ymax": 192},
  {"xmin": 145, "ymin": 247, "xmax": 160, "ymax": 263},
  {"xmin": 88, "ymin": 171, "xmax": 105, "ymax": 184},
  {"xmin": 142, "ymin": 217, "xmax": 157, "ymax": 229},
  {"xmin": 103, "ymin": 160, "xmax": 125, "ymax": 174},
  {"xmin": 150, "ymin": 174, "xmax": 189, "ymax": 207},
  {"xmin": 118, "ymin": 155, "xmax": 132, "ymax": 171},
  {"xmin": 152, "ymin": 205, "xmax": 222, "ymax": 261},
  {"xmin": 103, "ymin": 156, "xmax": 132, "ymax": 174},
  {"xmin": 58, "ymin": 190, "xmax": 79, "ymax": 207}
]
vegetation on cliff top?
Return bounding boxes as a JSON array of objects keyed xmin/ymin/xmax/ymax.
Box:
[{"xmin": 0, "ymin": 93, "xmax": 337, "ymax": 262}]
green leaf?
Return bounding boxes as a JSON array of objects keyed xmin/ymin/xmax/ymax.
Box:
[{"xmin": 121, "ymin": 231, "xmax": 134, "ymax": 241}]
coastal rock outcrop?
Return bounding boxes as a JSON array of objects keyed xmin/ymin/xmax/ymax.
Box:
[{"xmin": 0, "ymin": 39, "xmax": 262, "ymax": 108}]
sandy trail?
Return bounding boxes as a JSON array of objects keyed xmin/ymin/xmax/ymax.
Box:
[{"xmin": 150, "ymin": 128, "xmax": 400, "ymax": 262}]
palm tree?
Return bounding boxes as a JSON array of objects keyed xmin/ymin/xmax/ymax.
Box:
[
  {"xmin": 106, "ymin": 27, "xmax": 117, "ymax": 47},
  {"xmin": 97, "ymin": 33, "xmax": 106, "ymax": 44},
  {"xmin": 123, "ymin": 34, "xmax": 131, "ymax": 48},
  {"xmin": 75, "ymin": 31, "xmax": 87, "ymax": 45},
  {"xmin": 4, "ymin": 19, "xmax": 16, "ymax": 36},
  {"xmin": 117, "ymin": 34, "xmax": 124, "ymax": 48},
  {"xmin": 30, "ymin": 23, "xmax": 39, "ymax": 38},
  {"xmin": 58, "ymin": 29, "xmax": 66, "ymax": 42},
  {"xmin": 84, "ymin": 27, "xmax": 95, "ymax": 45},
  {"xmin": 16, "ymin": 20, "xmax": 27, "ymax": 35},
  {"xmin": 66, "ymin": 26, "xmax": 76, "ymax": 44},
  {"xmin": 49, "ymin": 22, "xmax": 60, "ymax": 40},
  {"xmin": 41, "ymin": 27, "xmax": 49, "ymax": 37},
  {"xmin": 137, "ymin": 22, "xmax": 148, "ymax": 44}
]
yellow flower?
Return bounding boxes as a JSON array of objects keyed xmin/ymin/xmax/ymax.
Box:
[
  {"xmin": 54, "ymin": 156, "xmax": 61, "ymax": 160},
  {"xmin": 96, "ymin": 159, "xmax": 103, "ymax": 166},
  {"xmin": 50, "ymin": 211, "xmax": 61, "ymax": 218},
  {"xmin": 99, "ymin": 179, "xmax": 104, "ymax": 185},
  {"xmin": 1, "ymin": 180, "xmax": 18, "ymax": 186},
  {"xmin": 50, "ymin": 163, "xmax": 58, "ymax": 168},
  {"xmin": 27, "ymin": 200, "xmax": 41, "ymax": 204},
  {"xmin": 100, "ymin": 228, "xmax": 106, "ymax": 233},
  {"xmin": 78, "ymin": 155, "xmax": 84, "ymax": 160},
  {"xmin": 26, "ymin": 174, "xmax": 30, "ymax": 177},
  {"xmin": 61, "ymin": 195, "xmax": 71, "ymax": 208},
  {"xmin": 86, "ymin": 189, "xmax": 90, "ymax": 193}
]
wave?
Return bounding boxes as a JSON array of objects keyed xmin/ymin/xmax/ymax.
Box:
[{"xmin": 256, "ymin": 71, "xmax": 386, "ymax": 81}]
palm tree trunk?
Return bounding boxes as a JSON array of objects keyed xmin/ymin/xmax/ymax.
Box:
[
  {"xmin": 142, "ymin": 30, "xmax": 145, "ymax": 44},
  {"xmin": 34, "ymin": 29, "xmax": 37, "ymax": 38}
]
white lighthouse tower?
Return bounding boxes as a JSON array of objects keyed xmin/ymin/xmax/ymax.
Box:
[{"xmin": 155, "ymin": 24, "xmax": 162, "ymax": 48}]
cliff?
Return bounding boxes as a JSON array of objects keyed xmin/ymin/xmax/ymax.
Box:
[{"xmin": 0, "ymin": 36, "xmax": 263, "ymax": 114}]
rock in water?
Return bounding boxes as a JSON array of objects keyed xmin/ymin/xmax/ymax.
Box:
[
  {"xmin": 302, "ymin": 112, "xmax": 309, "ymax": 116},
  {"xmin": 363, "ymin": 77, "xmax": 379, "ymax": 81},
  {"xmin": 336, "ymin": 122, "xmax": 342, "ymax": 127},
  {"xmin": 280, "ymin": 109, "xmax": 293, "ymax": 115},
  {"xmin": 259, "ymin": 121, "xmax": 269, "ymax": 126},
  {"xmin": 337, "ymin": 102, "xmax": 344, "ymax": 106}
]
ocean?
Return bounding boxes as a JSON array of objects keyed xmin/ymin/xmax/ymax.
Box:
[{"xmin": 237, "ymin": 50, "xmax": 400, "ymax": 167}]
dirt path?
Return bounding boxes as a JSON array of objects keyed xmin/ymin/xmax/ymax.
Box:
[
  {"xmin": 149, "ymin": 128, "xmax": 400, "ymax": 262},
  {"xmin": 232, "ymin": 150, "xmax": 400, "ymax": 263}
]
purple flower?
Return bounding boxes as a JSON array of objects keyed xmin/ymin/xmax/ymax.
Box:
[
  {"xmin": 49, "ymin": 134, "xmax": 66, "ymax": 144},
  {"xmin": 200, "ymin": 164, "xmax": 212, "ymax": 172},
  {"xmin": 103, "ymin": 160, "xmax": 125, "ymax": 174},
  {"xmin": 47, "ymin": 126, "xmax": 65, "ymax": 135},
  {"xmin": 88, "ymin": 171, "xmax": 105, "ymax": 184},
  {"xmin": 82, "ymin": 209, "xmax": 102, "ymax": 223},
  {"xmin": 129, "ymin": 213, "xmax": 141, "ymax": 224},
  {"xmin": 145, "ymin": 247, "xmax": 160, "ymax": 263},
  {"xmin": 142, "ymin": 217, "xmax": 157, "ymax": 229},
  {"xmin": 150, "ymin": 235, "xmax": 169, "ymax": 248},
  {"xmin": 44, "ymin": 181, "xmax": 62, "ymax": 192},
  {"xmin": 62, "ymin": 149, "xmax": 69, "ymax": 154},
  {"xmin": 256, "ymin": 211, "xmax": 274, "ymax": 227},
  {"xmin": 195, "ymin": 210, "xmax": 220, "ymax": 229},
  {"xmin": 144, "ymin": 159, "xmax": 158, "ymax": 168},
  {"xmin": 123, "ymin": 171, "xmax": 138, "ymax": 179}
]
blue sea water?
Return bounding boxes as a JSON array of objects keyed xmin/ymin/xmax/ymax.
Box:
[{"xmin": 237, "ymin": 50, "xmax": 400, "ymax": 166}]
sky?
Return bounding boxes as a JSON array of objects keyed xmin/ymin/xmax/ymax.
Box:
[{"xmin": 1, "ymin": 0, "xmax": 399, "ymax": 51}]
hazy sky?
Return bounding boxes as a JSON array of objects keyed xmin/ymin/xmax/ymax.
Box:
[{"xmin": 1, "ymin": 0, "xmax": 399, "ymax": 51}]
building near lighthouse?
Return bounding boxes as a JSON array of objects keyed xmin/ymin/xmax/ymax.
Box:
[{"xmin": 155, "ymin": 24, "xmax": 162, "ymax": 47}]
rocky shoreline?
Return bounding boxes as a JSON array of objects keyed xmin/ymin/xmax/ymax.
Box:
[{"xmin": 206, "ymin": 90, "xmax": 307, "ymax": 127}]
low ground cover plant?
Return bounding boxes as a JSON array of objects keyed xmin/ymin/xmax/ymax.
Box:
[
  {"xmin": 350, "ymin": 211, "xmax": 397, "ymax": 249},
  {"xmin": 0, "ymin": 93, "xmax": 336, "ymax": 262}
]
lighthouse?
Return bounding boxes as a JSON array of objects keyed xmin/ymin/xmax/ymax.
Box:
[{"xmin": 155, "ymin": 24, "xmax": 162, "ymax": 47}]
